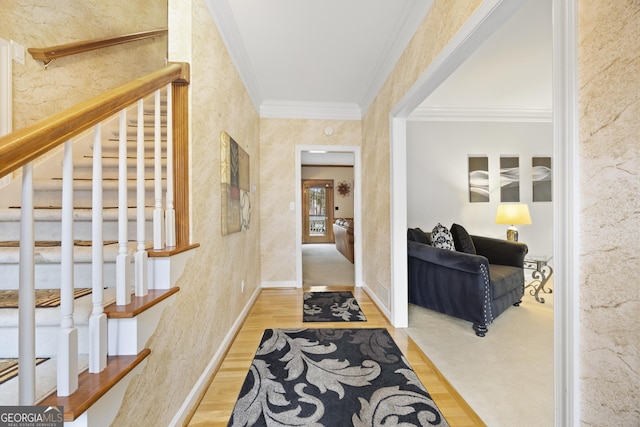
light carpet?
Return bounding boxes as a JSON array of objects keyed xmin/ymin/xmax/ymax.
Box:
[
  {"xmin": 407, "ymin": 277, "xmax": 554, "ymax": 427},
  {"xmin": 302, "ymin": 243, "xmax": 354, "ymax": 286},
  {"xmin": 0, "ymin": 355, "xmax": 89, "ymax": 405}
]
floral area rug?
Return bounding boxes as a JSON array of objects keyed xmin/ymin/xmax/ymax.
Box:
[
  {"xmin": 227, "ymin": 328, "xmax": 449, "ymax": 426},
  {"xmin": 303, "ymin": 291, "xmax": 366, "ymax": 322}
]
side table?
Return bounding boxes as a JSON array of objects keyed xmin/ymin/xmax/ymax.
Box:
[{"xmin": 524, "ymin": 255, "xmax": 553, "ymax": 303}]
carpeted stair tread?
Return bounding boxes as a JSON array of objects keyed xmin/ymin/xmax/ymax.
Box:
[
  {"xmin": 0, "ymin": 288, "xmax": 93, "ymax": 309},
  {"xmin": 0, "ymin": 241, "xmax": 140, "ymax": 263},
  {"xmin": 0, "ymin": 240, "xmax": 117, "ymax": 248},
  {"xmin": 0, "ymin": 206, "xmax": 154, "ymax": 221},
  {"xmin": 0, "ymin": 288, "xmax": 118, "ymax": 327}
]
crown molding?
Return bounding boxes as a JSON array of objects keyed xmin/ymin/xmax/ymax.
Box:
[
  {"xmin": 408, "ymin": 106, "xmax": 552, "ymax": 122},
  {"xmin": 205, "ymin": 0, "xmax": 263, "ymax": 112},
  {"xmin": 359, "ymin": 0, "xmax": 434, "ymax": 115},
  {"xmin": 260, "ymin": 100, "xmax": 362, "ymax": 120}
]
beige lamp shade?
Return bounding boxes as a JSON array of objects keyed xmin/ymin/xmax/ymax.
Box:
[
  {"xmin": 495, "ymin": 204, "xmax": 531, "ymax": 242},
  {"xmin": 495, "ymin": 204, "xmax": 532, "ymax": 225}
]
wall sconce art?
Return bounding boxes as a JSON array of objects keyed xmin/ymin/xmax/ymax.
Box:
[{"xmin": 337, "ymin": 181, "xmax": 351, "ymax": 197}]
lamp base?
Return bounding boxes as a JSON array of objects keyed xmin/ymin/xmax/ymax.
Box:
[{"xmin": 506, "ymin": 225, "xmax": 519, "ymax": 242}]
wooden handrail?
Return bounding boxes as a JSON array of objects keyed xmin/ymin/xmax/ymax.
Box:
[
  {"xmin": 0, "ymin": 62, "xmax": 189, "ymax": 179},
  {"xmin": 28, "ymin": 28, "xmax": 168, "ymax": 64}
]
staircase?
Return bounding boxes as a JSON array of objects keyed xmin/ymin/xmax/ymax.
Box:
[{"xmin": 0, "ymin": 78, "xmax": 195, "ymax": 425}]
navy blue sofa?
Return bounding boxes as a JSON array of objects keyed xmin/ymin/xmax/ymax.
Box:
[{"xmin": 407, "ymin": 227, "xmax": 527, "ymax": 337}]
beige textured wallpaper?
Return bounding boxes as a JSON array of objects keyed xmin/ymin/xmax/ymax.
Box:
[
  {"xmin": 578, "ymin": 1, "xmax": 639, "ymax": 424},
  {"xmin": 361, "ymin": 0, "xmax": 484, "ymax": 308},
  {"xmin": 260, "ymin": 118, "xmax": 361, "ymax": 284},
  {"xmin": 111, "ymin": 0, "xmax": 261, "ymax": 425},
  {"xmin": 0, "ymin": 0, "xmax": 167, "ymax": 129}
]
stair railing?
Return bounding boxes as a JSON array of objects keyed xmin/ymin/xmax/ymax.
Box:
[{"xmin": 0, "ymin": 62, "xmax": 190, "ymax": 404}]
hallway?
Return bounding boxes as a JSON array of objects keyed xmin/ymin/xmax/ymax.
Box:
[
  {"xmin": 187, "ymin": 286, "xmax": 483, "ymax": 426},
  {"xmin": 302, "ymin": 243, "xmax": 355, "ymax": 287}
]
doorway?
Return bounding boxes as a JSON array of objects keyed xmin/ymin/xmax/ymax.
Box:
[
  {"xmin": 302, "ymin": 179, "xmax": 334, "ymax": 244},
  {"xmin": 295, "ymin": 145, "xmax": 363, "ymax": 288},
  {"xmin": 389, "ymin": 0, "xmax": 578, "ymax": 424}
]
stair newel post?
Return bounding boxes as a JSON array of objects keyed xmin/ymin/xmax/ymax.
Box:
[
  {"xmin": 89, "ymin": 124, "xmax": 107, "ymax": 373},
  {"xmin": 18, "ymin": 163, "xmax": 35, "ymax": 405},
  {"xmin": 153, "ymin": 89, "xmax": 164, "ymax": 250},
  {"xmin": 164, "ymin": 83, "xmax": 176, "ymax": 247},
  {"xmin": 135, "ymin": 99, "xmax": 148, "ymax": 297},
  {"xmin": 58, "ymin": 139, "xmax": 78, "ymax": 396},
  {"xmin": 116, "ymin": 109, "xmax": 131, "ymax": 306}
]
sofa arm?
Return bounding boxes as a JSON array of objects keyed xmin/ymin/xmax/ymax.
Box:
[
  {"xmin": 407, "ymin": 240, "xmax": 488, "ymax": 275},
  {"xmin": 407, "ymin": 241, "xmax": 491, "ymax": 327},
  {"xmin": 471, "ymin": 235, "xmax": 528, "ymax": 268}
]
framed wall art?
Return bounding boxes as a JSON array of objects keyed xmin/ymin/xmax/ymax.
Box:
[
  {"xmin": 468, "ymin": 156, "xmax": 489, "ymax": 203},
  {"xmin": 220, "ymin": 131, "xmax": 251, "ymax": 235},
  {"xmin": 500, "ymin": 156, "xmax": 520, "ymax": 202},
  {"xmin": 532, "ymin": 156, "xmax": 552, "ymax": 202}
]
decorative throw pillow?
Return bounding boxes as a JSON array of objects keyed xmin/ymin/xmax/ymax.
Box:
[
  {"xmin": 407, "ymin": 228, "xmax": 430, "ymax": 245},
  {"xmin": 450, "ymin": 223, "xmax": 476, "ymax": 255},
  {"xmin": 431, "ymin": 223, "xmax": 455, "ymax": 250}
]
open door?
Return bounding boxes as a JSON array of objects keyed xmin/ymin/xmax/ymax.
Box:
[{"xmin": 302, "ymin": 179, "xmax": 334, "ymax": 243}]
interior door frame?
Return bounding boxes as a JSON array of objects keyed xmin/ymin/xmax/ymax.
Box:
[
  {"xmin": 296, "ymin": 145, "xmax": 362, "ymax": 288},
  {"xmin": 301, "ymin": 179, "xmax": 335, "ymax": 244},
  {"xmin": 388, "ymin": 0, "xmax": 579, "ymax": 425}
]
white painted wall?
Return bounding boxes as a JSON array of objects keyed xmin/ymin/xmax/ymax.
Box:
[{"xmin": 406, "ymin": 120, "xmax": 553, "ymax": 260}]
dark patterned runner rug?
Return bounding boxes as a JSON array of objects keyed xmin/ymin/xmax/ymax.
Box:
[
  {"xmin": 303, "ymin": 291, "xmax": 366, "ymax": 322},
  {"xmin": 227, "ymin": 328, "xmax": 449, "ymax": 426}
]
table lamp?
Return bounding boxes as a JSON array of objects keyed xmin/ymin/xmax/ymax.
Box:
[{"xmin": 495, "ymin": 203, "xmax": 531, "ymax": 242}]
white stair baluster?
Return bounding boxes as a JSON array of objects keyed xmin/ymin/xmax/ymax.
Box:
[
  {"xmin": 165, "ymin": 83, "xmax": 176, "ymax": 247},
  {"xmin": 89, "ymin": 124, "xmax": 107, "ymax": 373},
  {"xmin": 135, "ymin": 99, "xmax": 148, "ymax": 296},
  {"xmin": 153, "ymin": 89, "xmax": 164, "ymax": 249},
  {"xmin": 116, "ymin": 109, "xmax": 131, "ymax": 306},
  {"xmin": 58, "ymin": 139, "xmax": 78, "ymax": 396},
  {"xmin": 18, "ymin": 163, "xmax": 35, "ymax": 405}
]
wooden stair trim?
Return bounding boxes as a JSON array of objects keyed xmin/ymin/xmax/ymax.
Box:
[
  {"xmin": 104, "ymin": 288, "xmax": 180, "ymax": 318},
  {"xmin": 147, "ymin": 243, "xmax": 200, "ymax": 257},
  {"xmin": 40, "ymin": 348, "xmax": 151, "ymax": 422},
  {"xmin": 28, "ymin": 29, "xmax": 168, "ymax": 63}
]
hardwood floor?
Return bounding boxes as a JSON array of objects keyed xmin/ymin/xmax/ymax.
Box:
[{"xmin": 187, "ymin": 286, "xmax": 485, "ymax": 426}]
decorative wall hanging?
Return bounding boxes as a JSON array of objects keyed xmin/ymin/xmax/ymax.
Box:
[
  {"xmin": 500, "ymin": 156, "xmax": 520, "ymax": 202},
  {"xmin": 468, "ymin": 156, "xmax": 489, "ymax": 202},
  {"xmin": 532, "ymin": 156, "xmax": 552, "ymax": 202},
  {"xmin": 336, "ymin": 180, "xmax": 351, "ymax": 197},
  {"xmin": 220, "ymin": 131, "xmax": 251, "ymax": 235}
]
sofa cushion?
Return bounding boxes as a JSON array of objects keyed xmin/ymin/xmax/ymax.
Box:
[
  {"xmin": 407, "ymin": 228, "xmax": 430, "ymax": 245},
  {"xmin": 431, "ymin": 223, "xmax": 455, "ymax": 250},
  {"xmin": 450, "ymin": 223, "xmax": 476, "ymax": 255},
  {"xmin": 489, "ymin": 264, "xmax": 524, "ymax": 299}
]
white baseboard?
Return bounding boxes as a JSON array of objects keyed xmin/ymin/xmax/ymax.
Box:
[
  {"xmin": 361, "ymin": 281, "xmax": 392, "ymax": 321},
  {"xmin": 261, "ymin": 280, "xmax": 298, "ymax": 288},
  {"xmin": 169, "ymin": 286, "xmax": 261, "ymax": 427}
]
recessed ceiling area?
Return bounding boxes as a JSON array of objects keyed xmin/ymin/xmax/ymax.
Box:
[
  {"xmin": 411, "ymin": 0, "xmax": 552, "ymax": 121},
  {"xmin": 207, "ymin": 0, "xmax": 433, "ymax": 119},
  {"xmin": 207, "ymin": 0, "xmax": 551, "ymax": 121}
]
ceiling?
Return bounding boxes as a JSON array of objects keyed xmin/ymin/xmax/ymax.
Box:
[
  {"xmin": 206, "ymin": 0, "xmax": 433, "ymax": 119},
  {"xmin": 206, "ymin": 0, "xmax": 551, "ymax": 122}
]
